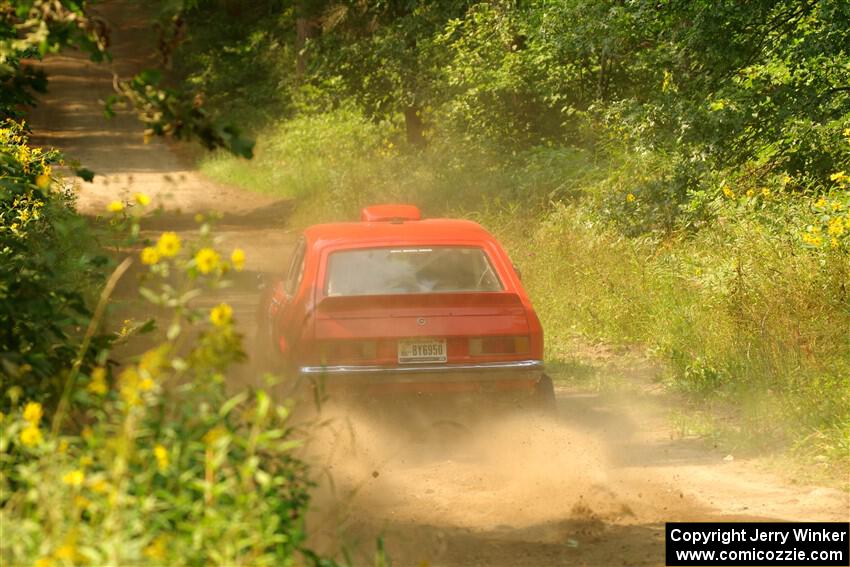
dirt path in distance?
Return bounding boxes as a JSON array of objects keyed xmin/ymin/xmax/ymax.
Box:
[
  {"xmin": 26, "ymin": 3, "xmax": 849, "ymax": 566},
  {"xmin": 27, "ymin": 0, "xmax": 297, "ymax": 328},
  {"xmin": 28, "ymin": 1, "xmax": 274, "ymax": 218}
]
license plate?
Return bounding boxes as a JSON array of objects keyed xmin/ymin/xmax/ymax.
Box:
[{"xmin": 398, "ymin": 338, "xmax": 447, "ymax": 364}]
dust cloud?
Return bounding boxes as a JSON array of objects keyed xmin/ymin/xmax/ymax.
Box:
[
  {"xmin": 283, "ymin": 391, "xmax": 847, "ymax": 566},
  {"xmin": 296, "ymin": 400, "xmax": 667, "ymax": 565}
]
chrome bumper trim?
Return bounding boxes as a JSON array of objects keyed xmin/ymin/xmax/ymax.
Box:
[{"xmin": 299, "ymin": 359, "xmax": 544, "ymax": 375}]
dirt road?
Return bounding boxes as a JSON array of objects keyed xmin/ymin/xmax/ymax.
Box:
[
  {"xmin": 27, "ymin": 3, "xmax": 848, "ymax": 566},
  {"xmin": 304, "ymin": 360, "xmax": 848, "ymax": 566}
]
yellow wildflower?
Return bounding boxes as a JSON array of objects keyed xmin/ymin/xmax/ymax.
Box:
[
  {"xmin": 139, "ymin": 377, "xmax": 155, "ymax": 392},
  {"xmin": 119, "ymin": 367, "xmax": 141, "ymax": 406},
  {"xmin": 144, "ymin": 536, "xmax": 168, "ymax": 561},
  {"xmin": 20, "ymin": 425, "xmax": 43, "ymax": 446},
  {"xmin": 844, "ymin": 128, "xmax": 850, "ymax": 138},
  {"xmin": 91, "ymin": 366, "xmax": 106, "ymax": 382},
  {"xmin": 34, "ymin": 557, "xmax": 54, "ymax": 567},
  {"xmin": 53, "ymin": 544, "xmax": 76, "ymax": 561},
  {"xmin": 88, "ymin": 367, "xmax": 108, "ymax": 395},
  {"xmin": 156, "ymin": 232, "xmax": 181, "ymax": 258},
  {"xmin": 802, "ymin": 232, "xmax": 823, "ymax": 247},
  {"xmin": 140, "ymin": 246, "xmax": 160, "ymax": 265},
  {"xmin": 195, "ymin": 247, "xmax": 220, "ymax": 274},
  {"xmin": 90, "ymin": 478, "xmax": 110, "ymax": 493},
  {"xmin": 35, "ymin": 173, "xmax": 50, "ymax": 189},
  {"xmin": 830, "ymin": 238, "xmax": 839, "ymax": 248},
  {"xmin": 210, "ymin": 303, "xmax": 233, "ymax": 327},
  {"xmin": 626, "ymin": 193, "xmax": 636, "ymax": 202},
  {"xmin": 62, "ymin": 469, "xmax": 85, "ymax": 487},
  {"xmin": 204, "ymin": 425, "xmax": 227, "ymax": 445},
  {"xmin": 829, "ymin": 171, "xmax": 846, "ymax": 183},
  {"xmin": 761, "ymin": 188, "xmax": 770, "ymax": 197},
  {"xmin": 722, "ymin": 185, "xmax": 735, "ymax": 199},
  {"xmin": 815, "ymin": 197, "xmax": 827, "ymax": 208},
  {"xmin": 134, "ymin": 193, "xmax": 151, "ymax": 206},
  {"xmin": 23, "ymin": 401, "xmax": 42, "ymax": 424},
  {"xmin": 139, "ymin": 347, "xmax": 166, "ymax": 377},
  {"xmin": 107, "ymin": 201, "xmax": 124, "ymax": 213},
  {"xmin": 154, "ymin": 444, "xmax": 169, "ymax": 472},
  {"xmin": 231, "ymin": 248, "xmax": 246, "ymax": 271},
  {"xmin": 746, "ymin": 189, "xmax": 755, "ymax": 197},
  {"xmin": 828, "ymin": 217, "xmax": 845, "ymax": 236}
]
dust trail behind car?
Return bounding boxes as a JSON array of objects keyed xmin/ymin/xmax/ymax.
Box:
[
  {"xmin": 294, "ymin": 391, "xmax": 848, "ymax": 566},
  {"xmin": 298, "ymin": 399, "xmax": 685, "ymax": 566}
]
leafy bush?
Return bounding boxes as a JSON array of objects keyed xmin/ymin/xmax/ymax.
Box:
[
  {"xmin": 0, "ymin": 121, "xmax": 111, "ymax": 408},
  {"xmin": 1, "ymin": 210, "xmax": 335, "ymax": 566}
]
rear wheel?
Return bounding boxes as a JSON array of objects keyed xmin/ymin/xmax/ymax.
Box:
[{"xmin": 532, "ymin": 373, "xmax": 556, "ymax": 414}]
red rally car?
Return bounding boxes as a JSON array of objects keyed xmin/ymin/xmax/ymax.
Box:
[{"xmin": 256, "ymin": 204, "xmax": 554, "ymax": 408}]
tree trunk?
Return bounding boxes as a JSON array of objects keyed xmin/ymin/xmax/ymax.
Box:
[
  {"xmin": 404, "ymin": 105, "xmax": 426, "ymax": 147},
  {"xmin": 295, "ymin": 3, "xmax": 321, "ymax": 80}
]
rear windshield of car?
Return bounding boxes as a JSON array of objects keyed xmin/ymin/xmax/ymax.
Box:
[{"xmin": 325, "ymin": 246, "xmax": 503, "ymax": 296}]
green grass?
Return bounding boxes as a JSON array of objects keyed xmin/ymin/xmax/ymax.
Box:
[{"xmin": 504, "ymin": 203, "xmax": 849, "ymax": 464}]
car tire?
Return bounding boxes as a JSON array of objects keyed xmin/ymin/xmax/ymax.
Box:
[{"xmin": 532, "ymin": 373, "xmax": 556, "ymax": 414}]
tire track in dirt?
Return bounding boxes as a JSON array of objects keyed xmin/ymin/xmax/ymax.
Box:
[{"xmin": 26, "ymin": 2, "xmax": 849, "ymax": 566}]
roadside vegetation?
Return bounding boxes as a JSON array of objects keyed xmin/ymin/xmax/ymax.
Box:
[
  {"xmin": 170, "ymin": 0, "xmax": 849, "ymax": 467},
  {"xmin": 1, "ymin": 2, "xmax": 337, "ymax": 565},
  {"xmin": 1, "ymin": 118, "xmax": 341, "ymax": 565}
]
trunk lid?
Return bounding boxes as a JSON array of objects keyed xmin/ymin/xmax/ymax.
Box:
[{"xmin": 311, "ymin": 293, "xmax": 531, "ymax": 365}]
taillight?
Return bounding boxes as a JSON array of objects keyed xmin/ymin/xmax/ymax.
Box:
[
  {"xmin": 320, "ymin": 340, "xmax": 377, "ymax": 362},
  {"xmin": 468, "ymin": 335, "xmax": 530, "ymax": 356}
]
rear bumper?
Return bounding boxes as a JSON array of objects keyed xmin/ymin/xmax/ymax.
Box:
[{"xmin": 298, "ymin": 359, "xmax": 544, "ymax": 395}]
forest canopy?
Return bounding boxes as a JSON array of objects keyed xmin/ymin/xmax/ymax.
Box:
[{"xmin": 169, "ymin": 0, "xmax": 850, "ymax": 231}]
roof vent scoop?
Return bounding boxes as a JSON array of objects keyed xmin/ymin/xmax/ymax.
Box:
[{"xmin": 360, "ymin": 204, "xmax": 422, "ymax": 222}]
